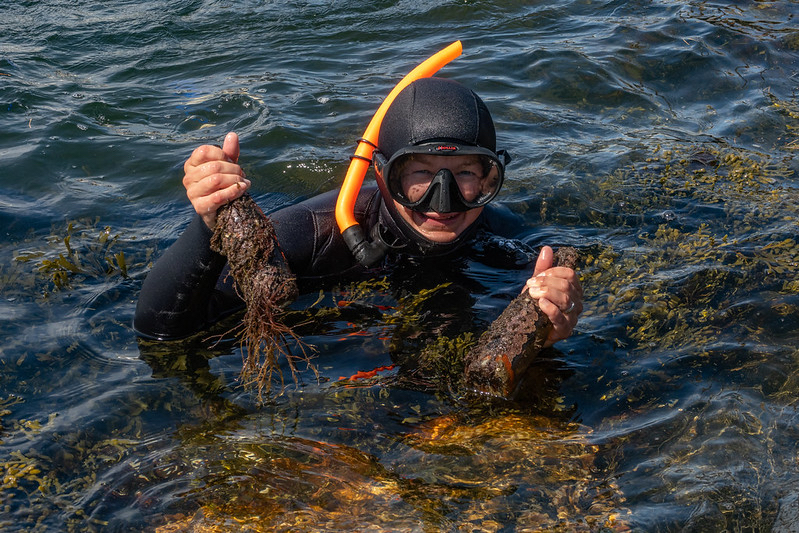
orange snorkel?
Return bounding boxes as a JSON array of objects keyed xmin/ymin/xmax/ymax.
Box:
[{"xmin": 335, "ymin": 40, "xmax": 463, "ymax": 267}]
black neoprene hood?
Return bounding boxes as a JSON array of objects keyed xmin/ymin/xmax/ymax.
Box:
[
  {"xmin": 377, "ymin": 77, "xmax": 497, "ymax": 158},
  {"xmin": 366, "ymin": 77, "xmax": 505, "ymax": 256}
]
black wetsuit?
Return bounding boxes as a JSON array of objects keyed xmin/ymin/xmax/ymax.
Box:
[{"xmin": 133, "ymin": 185, "xmax": 532, "ymax": 340}]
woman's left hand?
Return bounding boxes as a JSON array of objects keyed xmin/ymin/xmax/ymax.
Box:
[{"xmin": 524, "ymin": 245, "xmax": 583, "ymax": 347}]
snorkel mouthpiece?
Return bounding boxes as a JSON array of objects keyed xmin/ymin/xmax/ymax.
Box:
[
  {"xmin": 335, "ymin": 41, "xmax": 463, "ymax": 267},
  {"xmin": 341, "ymin": 223, "xmax": 387, "ymax": 268}
]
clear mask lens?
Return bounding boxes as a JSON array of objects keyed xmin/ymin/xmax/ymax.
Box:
[{"xmin": 386, "ymin": 153, "xmax": 504, "ymax": 213}]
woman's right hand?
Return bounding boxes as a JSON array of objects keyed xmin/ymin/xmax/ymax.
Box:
[{"xmin": 182, "ymin": 131, "xmax": 251, "ymax": 229}]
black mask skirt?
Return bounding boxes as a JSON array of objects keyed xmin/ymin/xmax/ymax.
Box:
[{"xmin": 372, "ymin": 77, "xmax": 511, "ymax": 251}]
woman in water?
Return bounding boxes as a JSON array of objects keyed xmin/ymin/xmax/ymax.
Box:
[{"xmin": 134, "ymin": 77, "xmax": 583, "ymax": 350}]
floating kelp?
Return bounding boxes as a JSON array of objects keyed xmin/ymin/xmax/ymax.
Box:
[
  {"xmin": 396, "ymin": 332, "xmax": 476, "ymax": 394},
  {"xmin": 0, "ymin": 397, "xmax": 55, "ymax": 525},
  {"xmin": 13, "ymin": 218, "xmax": 147, "ymax": 296},
  {"xmin": 210, "ymin": 194, "xmax": 305, "ymax": 397},
  {"xmin": 575, "ymin": 142, "xmax": 799, "ymax": 356},
  {"xmin": 0, "ymin": 378, "xmax": 231, "ymax": 532}
]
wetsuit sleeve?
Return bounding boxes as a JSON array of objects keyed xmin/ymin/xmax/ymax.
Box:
[
  {"xmin": 133, "ymin": 186, "xmax": 381, "ymax": 339},
  {"xmin": 133, "ymin": 214, "xmax": 243, "ymax": 340}
]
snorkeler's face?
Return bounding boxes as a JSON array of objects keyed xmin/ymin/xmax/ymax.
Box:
[
  {"xmin": 393, "ymin": 200, "xmax": 484, "ymax": 243},
  {"xmin": 390, "ymin": 154, "xmax": 485, "ymax": 242},
  {"xmin": 387, "ymin": 153, "xmax": 502, "ymax": 213}
]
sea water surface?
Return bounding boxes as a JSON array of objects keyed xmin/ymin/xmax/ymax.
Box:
[{"xmin": 2, "ymin": 0, "xmax": 799, "ymax": 531}]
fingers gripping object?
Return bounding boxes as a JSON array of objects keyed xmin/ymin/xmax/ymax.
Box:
[
  {"xmin": 463, "ymin": 246, "xmax": 581, "ymax": 398},
  {"xmin": 334, "ymin": 41, "xmax": 463, "ymax": 267}
]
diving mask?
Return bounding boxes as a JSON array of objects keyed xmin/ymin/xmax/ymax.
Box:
[{"xmin": 374, "ymin": 143, "xmax": 510, "ymax": 213}]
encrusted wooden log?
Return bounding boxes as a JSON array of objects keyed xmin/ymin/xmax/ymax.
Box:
[{"xmin": 463, "ymin": 247, "xmax": 580, "ymax": 398}]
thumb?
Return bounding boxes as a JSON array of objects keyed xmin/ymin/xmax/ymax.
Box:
[
  {"xmin": 533, "ymin": 245, "xmax": 554, "ymax": 276},
  {"xmin": 222, "ymin": 131, "xmax": 240, "ymax": 163}
]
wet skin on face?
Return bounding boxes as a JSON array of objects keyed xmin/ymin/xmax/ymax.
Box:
[{"xmin": 391, "ymin": 154, "xmax": 487, "ymax": 243}]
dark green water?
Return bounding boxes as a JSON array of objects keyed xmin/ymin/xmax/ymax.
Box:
[{"xmin": 2, "ymin": 0, "xmax": 798, "ymax": 531}]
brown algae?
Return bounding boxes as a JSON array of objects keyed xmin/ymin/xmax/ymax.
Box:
[{"xmin": 210, "ymin": 193, "xmax": 303, "ymax": 396}]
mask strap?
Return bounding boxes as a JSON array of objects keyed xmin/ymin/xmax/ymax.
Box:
[{"xmin": 334, "ymin": 41, "xmax": 463, "ymax": 267}]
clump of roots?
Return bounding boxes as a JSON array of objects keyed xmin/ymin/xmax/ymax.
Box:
[{"xmin": 210, "ymin": 194, "xmax": 310, "ymax": 397}]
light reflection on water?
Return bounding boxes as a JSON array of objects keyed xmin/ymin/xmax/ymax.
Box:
[{"xmin": 1, "ymin": 0, "xmax": 798, "ymax": 531}]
